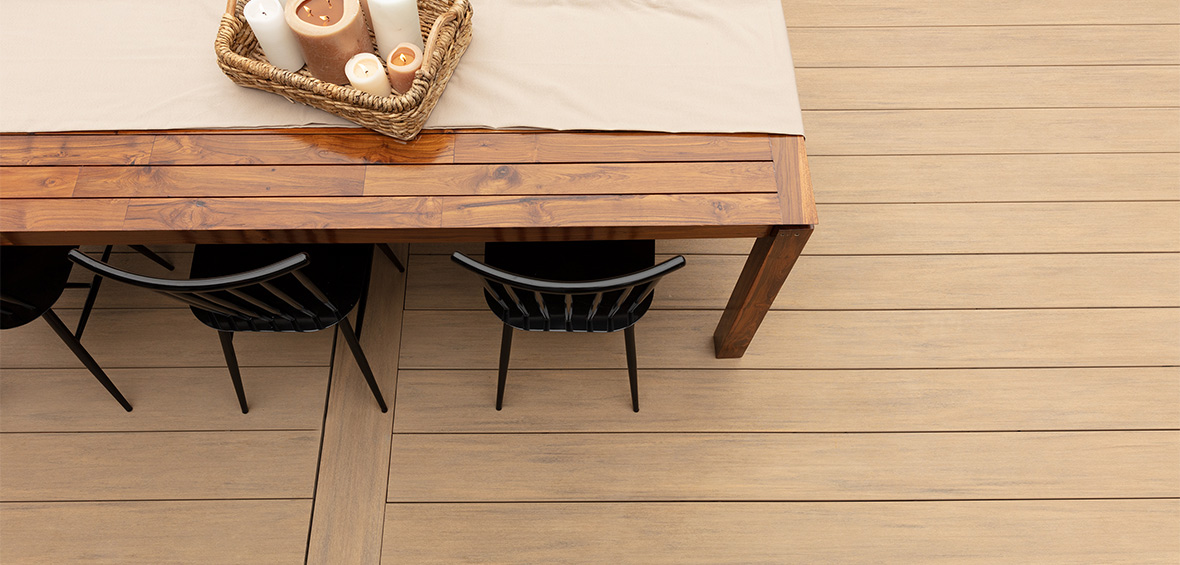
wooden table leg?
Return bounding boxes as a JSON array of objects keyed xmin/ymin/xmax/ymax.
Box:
[{"xmin": 713, "ymin": 226, "xmax": 813, "ymax": 358}]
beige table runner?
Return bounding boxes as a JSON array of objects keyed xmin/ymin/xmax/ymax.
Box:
[{"xmin": 0, "ymin": 0, "xmax": 804, "ymax": 135}]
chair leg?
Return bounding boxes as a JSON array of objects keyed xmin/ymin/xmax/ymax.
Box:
[
  {"xmin": 129, "ymin": 245, "xmax": 176, "ymax": 271},
  {"xmin": 337, "ymin": 318, "xmax": 388, "ymax": 412},
  {"xmin": 42, "ymin": 309, "xmax": 132, "ymax": 412},
  {"xmin": 377, "ymin": 243, "xmax": 406, "ymax": 273},
  {"xmin": 219, "ymin": 331, "xmax": 249, "ymax": 414},
  {"xmin": 497, "ymin": 324, "xmax": 512, "ymax": 410},
  {"xmin": 625, "ymin": 326, "xmax": 639, "ymax": 412},
  {"xmin": 74, "ymin": 245, "xmax": 113, "ymax": 340}
]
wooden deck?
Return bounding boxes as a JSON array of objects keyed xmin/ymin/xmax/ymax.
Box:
[{"xmin": 2, "ymin": 0, "xmax": 1179, "ymax": 562}]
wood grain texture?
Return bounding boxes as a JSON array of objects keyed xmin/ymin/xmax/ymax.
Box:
[
  {"xmin": 399, "ymin": 308, "xmax": 1180, "ymax": 370},
  {"xmin": 0, "ymin": 135, "xmax": 153, "ymax": 166},
  {"xmin": 808, "ymin": 153, "xmax": 1180, "ymax": 203},
  {"xmin": 437, "ymin": 194, "xmax": 785, "ymax": 229},
  {"xmin": 0, "ymin": 308, "xmax": 333, "ymax": 369},
  {"xmin": 0, "ymin": 367, "xmax": 327, "ymax": 433},
  {"xmin": 148, "ymin": 132, "xmax": 454, "ymax": 165},
  {"xmin": 383, "ymin": 500, "xmax": 1180, "ymax": 563},
  {"xmin": 804, "ymin": 108, "xmax": 1180, "ymax": 155},
  {"xmin": 0, "ymin": 500, "xmax": 312, "ymax": 564},
  {"xmin": 806, "ymin": 202, "xmax": 1180, "ymax": 254},
  {"xmin": 72, "ymin": 165, "xmax": 365, "ymax": 197},
  {"xmin": 0, "ymin": 167, "xmax": 78, "ymax": 198},
  {"xmin": 797, "ymin": 66, "xmax": 1180, "ymax": 110},
  {"xmin": 1, "ymin": 431, "xmax": 319, "ymax": 501},
  {"xmin": 453, "ymin": 132, "xmax": 775, "ymax": 163},
  {"xmin": 393, "ymin": 367, "xmax": 1180, "ymax": 433},
  {"xmin": 307, "ymin": 245, "xmax": 405, "ymax": 565},
  {"xmin": 789, "ymin": 25, "xmax": 1180, "ymax": 67},
  {"xmin": 0, "ymin": 198, "xmax": 128, "ymax": 235},
  {"xmin": 121, "ymin": 196, "xmax": 442, "ymax": 231},
  {"xmin": 715, "ymin": 228, "xmax": 812, "ymax": 357},
  {"xmin": 784, "ymin": 0, "xmax": 1180, "ymax": 26},
  {"xmin": 388, "ymin": 431, "xmax": 1179, "ymax": 501},
  {"xmin": 406, "ymin": 253, "xmax": 1180, "ymax": 310},
  {"xmin": 772, "ymin": 136, "xmax": 818, "ymax": 224},
  {"xmin": 365, "ymin": 162, "xmax": 776, "ymax": 196}
]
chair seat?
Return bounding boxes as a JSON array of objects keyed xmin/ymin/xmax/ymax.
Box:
[
  {"xmin": 1, "ymin": 246, "xmax": 74, "ymax": 330},
  {"xmin": 189, "ymin": 244, "xmax": 373, "ymax": 332}
]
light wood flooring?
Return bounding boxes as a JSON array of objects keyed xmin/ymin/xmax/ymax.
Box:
[{"xmin": 2, "ymin": 0, "xmax": 1179, "ymax": 562}]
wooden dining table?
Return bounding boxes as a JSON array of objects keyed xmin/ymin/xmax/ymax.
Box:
[{"xmin": 0, "ymin": 128, "xmax": 816, "ymax": 358}]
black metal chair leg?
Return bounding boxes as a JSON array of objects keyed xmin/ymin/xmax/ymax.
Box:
[
  {"xmin": 74, "ymin": 245, "xmax": 113, "ymax": 339},
  {"xmin": 42, "ymin": 308, "xmax": 132, "ymax": 412},
  {"xmin": 496, "ymin": 324, "xmax": 512, "ymax": 410},
  {"xmin": 337, "ymin": 318, "xmax": 388, "ymax": 412},
  {"xmin": 377, "ymin": 243, "xmax": 406, "ymax": 273},
  {"xmin": 129, "ymin": 245, "xmax": 176, "ymax": 271},
  {"xmin": 625, "ymin": 326, "xmax": 639, "ymax": 412},
  {"xmin": 219, "ymin": 331, "xmax": 249, "ymax": 414}
]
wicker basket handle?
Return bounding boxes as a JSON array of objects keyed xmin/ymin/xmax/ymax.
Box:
[
  {"xmin": 225, "ymin": 0, "xmax": 238, "ymax": 17},
  {"xmin": 421, "ymin": 0, "xmax": 467, "ymax": 77}
]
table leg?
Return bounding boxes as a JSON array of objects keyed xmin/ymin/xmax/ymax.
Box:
[{"xmin": 712, "ymin": 226, "xmax": 813, "ymax": 358}]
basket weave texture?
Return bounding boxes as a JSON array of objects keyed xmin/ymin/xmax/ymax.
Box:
[{"xmin": 215, "ymin": 0, "xmax": 472, "ymax": 140}]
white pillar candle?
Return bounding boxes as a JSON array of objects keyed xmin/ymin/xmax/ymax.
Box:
[
  {"xmin": 385, "ymin": 42, "xmax": 423, "ymax": 95},
  {"xmin": 243, "ymin": 0, "xmax": 305, "ymax": 72},
  {"xmin": 345, "ymin": 53, "xmax": 393, "ymax": 96},
  {"xmin": 363, "ymin": 0, "xmax": 424, "ymax": 60}
]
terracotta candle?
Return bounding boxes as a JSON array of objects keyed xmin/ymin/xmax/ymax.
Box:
[
  {"xmin": 284, "ymin": 0, "xmax": 372, "ymax": 84},
  {"xmin": 363, "ymin": 0, "xmax": 424, "ymax": 60},
  {"xmin": 244, "ymin": 0, "xmax": 305, "ymax": 71},
  {"xmin": 345, "ymin": 53, "xmax": 393, "ymax": 96},
  {"xmin": 385, "ymin": 42, "xmax": 422, "ymax": 95}
]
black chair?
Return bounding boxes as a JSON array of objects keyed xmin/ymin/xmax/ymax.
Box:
[
  {"xmin": 1, "ymin": 246, "xmax": 132, "ymax": 411},
  {"xmin": 70, "ymin": 245, "xmax": 175, "ymax": 340},
  {"xmin": 68, "ymin": 244, "xmax": 393, "ymax": 414},
  {"xmin": 452, "ymin": 240, "xmax": 686, "ymax": 412}
]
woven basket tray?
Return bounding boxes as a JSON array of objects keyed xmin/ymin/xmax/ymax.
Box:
[{"xmin": 215, "ymin": 0, "xmax": 472, "ymax": 140}]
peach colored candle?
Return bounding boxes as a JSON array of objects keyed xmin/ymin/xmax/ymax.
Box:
[
  {"xmin": 284, "ymin": 0, "xmax": 371, "ymax": 84},
  {"xmin": 385, "ymin": 42, "xmax": 422, "ymax": 95}
]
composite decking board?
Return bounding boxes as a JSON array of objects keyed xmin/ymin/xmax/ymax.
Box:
[
  {"xmin": 797, "ymin": 66, "xmax": 1180, "ymax": 110},
  {"xmin": 788, "ymin": 25, "xmax": 1180, "ymax": 67},
  {"xmin": 803, "ymin": 108, "xmax": 1180, "ymax": 155},
  {"xmin": 0, "ymin": 500, "xmax": 312, "ymax": 564},
  {"xmin": 783, "ymin": 0, "xmax": 1180, "ymax": 26},
  {"xmin": 307, "ymin": 246, "xmax": 406, "ymax": 565},
  {"xmin": 393, "ymin": 367, "xmax": 1180, "ymax": 433},
  {"xmin": 408, "ymin": 201, "xmax": 1180, "ymax": 255},
  {"xmin": 0, "ymin": 308, "xmax": 333, "ymax": 369},
  {"xmin": 807, "ymin": 154, "xmax": 1180, "ymax": 203},
  {"xmin": 382, "ymin": 500, "xmax": 1180, "ymax": 563},
  {"xmin": 0, "ymin": 367, "xmax": 328, "ymax": 433},
  {"xmin": 406, "ymin": 253, "xmax": 1180, "ymax": 311},
  {"xmin": 398, "ymin": 308, "xmax": 1180, "ymax": 370},
  {"xmin": 388, "ymin": 431, "xmax": 1180, "ymax": 502},
  {"xmin": 0, "ymin": 431, "xmax": 320, "ymax": 501}
]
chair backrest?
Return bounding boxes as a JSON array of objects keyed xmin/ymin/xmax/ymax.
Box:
[
  {"xmin": 451, "ymin": 252, "xmax": 686, "ymax": 332},
  {"xmin": 67, "ymin": 249, "xmax": 343, "ymax": 332},
  {"xmin": 1, "ymin": 246, "xmax": 75, "ymax": 330}
]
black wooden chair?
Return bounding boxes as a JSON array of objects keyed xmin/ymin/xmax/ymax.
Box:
[
  {"xmin": 452, "ymin": 240, "xmax": 686, "ymax": 412},
  {"xmin": 1, "ymin": 246, "xmax": 132, "ymax": 411},
  {"xmin": 68, "ymin": 244, "xmax": 392, "ymax": 414}
]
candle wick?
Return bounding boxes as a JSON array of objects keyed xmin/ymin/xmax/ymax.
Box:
[
  {"xmin": 303, "ymin": 6, "xmax": 312, "ymax": 14},
  {"xmin": 320, "ymin": 15, "xmax": 330, "ymax": 22}
]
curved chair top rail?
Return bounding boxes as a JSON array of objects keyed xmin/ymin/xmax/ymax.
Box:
[
  {"xmin": 67, "ymin": 249, "xmax": 310, "ymax": 292},
  {"xmin": 450, "ymin": 252, "xmax": 686, "ymax": 294}
]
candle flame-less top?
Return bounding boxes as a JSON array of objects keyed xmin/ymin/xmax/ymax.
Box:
[{"xmin": 297, "ymin": 0, "xmax": 343, "ymax": 26}]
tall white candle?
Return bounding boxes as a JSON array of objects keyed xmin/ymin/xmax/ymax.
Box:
[
  {"xmin": 243, "ymin": 0, "xmax": 305, "ymax": 72},
  {"xmin": 363, "ymin": 0, "xmax": 424, "ymax": 60},
  {"xmin": 345, "ymin": 53, "xmax": 393, "ymax": 97}
]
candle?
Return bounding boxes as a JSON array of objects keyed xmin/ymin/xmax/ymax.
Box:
[
  {"xmin": 362, "ymin": 0, "xmax": 424, "ymax": 60},
  {"xmin": 284, "ymin": 0, "xmax": 372, "ymax": 84},
  {"xmin": 243, "ymin": 0, "xmax": 305, "ymax": 72},
  {"xmin": 385, "ymin": 42, "xmax": 422, "ymax": 95},
  {"xmin": 345, "ymin": 53, "xmax": 393, "ymax": 96}
]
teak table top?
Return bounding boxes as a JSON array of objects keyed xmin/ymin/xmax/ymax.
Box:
[{"xmin": 0, "ymin": 128, "xmax": 817, "ymax": 357}]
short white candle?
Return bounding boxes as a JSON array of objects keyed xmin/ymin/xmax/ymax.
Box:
[
  {"xmin": 243, "ymin": 0, "xmax": 305, "ymax": 72},
  {"xmin": 345, "ymin": 53, "xmax": 393, "ymax": 96},
  {"xmin": 363, "ymin": 0, "xmax": 424, "ymax": 60}
]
